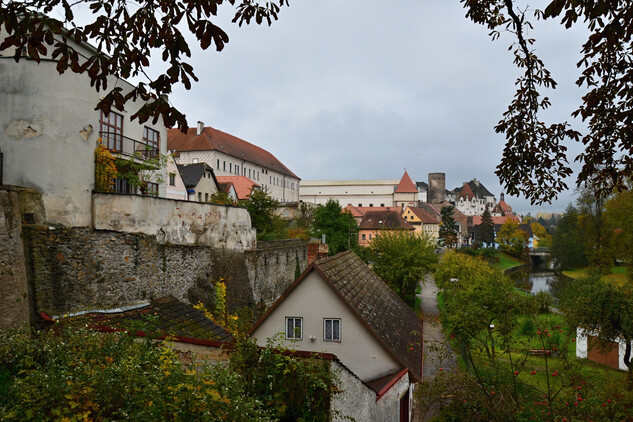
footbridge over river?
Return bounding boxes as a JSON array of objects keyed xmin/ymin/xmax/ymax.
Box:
[{"xmin": 529, "ymin": 247, "xmax": 551, "ymax": 264}]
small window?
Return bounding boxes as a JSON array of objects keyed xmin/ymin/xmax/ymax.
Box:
[
  {"xmin": 235, "ymin": 165, "xmax": 239, "ymax": 174},
  {"xmin": 324, "ymin": 319, "xmax": 341, "ymax": 341},
  {"xmin": 361, "ymin": 234, "xmax": 366, "ymax": 240},
  {"xmin": 169, "ymin": 173, "xmax": 176, "ymax": 186},
  {"xmin": 369, "ymin": 234, "xmax": 372, "ymax": 240},
  {"xmin": 217, "ymin": 159, "xmax": 220, "ymax": 169},
  {"xmin": 286, "ymin": 317, "xmax": 302, "ymax": 340},
  {"xmin": 229, "ymin": 163, "xmax": 232, "ymax": 173},
  {"xmin": 358, "ymin": 204, "xmax": 362, "ymax": 207},
  {"xmin": 381, "ymin": 204, "xmax": 384, "ymax": 207},
  {"xmin": 198, "ymin": 192, "xmax": 202, "ymax": 202},
  {"xmin": 369, "ymin": 203, "xmax": 373, "ymax": 207},
  {"xmin": 205, "ymin": 193, "xmax": 209, "ymax": 202},
  {"xmin": 223, "ymin": 161, "xmax": 226, "ymax": 171},
  {"xmin": 193, "ymin": 158, "xmax": 199, "ymax": 163}
]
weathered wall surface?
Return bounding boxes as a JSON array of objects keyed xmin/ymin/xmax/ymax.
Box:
[
  {"xmin": 245, "ymin": 239, "xmax": 308, "ymax": 307},
  {"xmin": 330, "ymin": 361, "xmax": 410, "ymax": 422},
  {"xmin": 0, "ymin": 189, "xmax": 31, "ymax": 329},
  {"xmin": 22, "ymin": 227, "xmax": 305, "ymax": 317},
  {"xmin": 0, "ymin": 58, "xmax": 169, "ymax": 227},
  {"xmin": 93, "ymin": 193, "xmax": 255, "ymax": 250}
]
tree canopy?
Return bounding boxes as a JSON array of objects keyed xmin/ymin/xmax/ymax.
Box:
[
  {"xmin": 439, "ymin": 206, "xmax": 457, "ymax": 248},
  {"xmin": 311, "ymin": 199, "xmax": 358, "ymax": 255},
  {"xmin": 462, "ymin": 0, "xmax": 633, "ymax": 204},
  {"xmin": 369, "ymin": 230, "xmax": 437, "ymax": 306},
  {"xmin": 0, "ymin": 0, "xmax": 287, "ymax": 130},
  {"xmin": 495, "ymin": 219, "xmax": 527, "ymax": 258}
]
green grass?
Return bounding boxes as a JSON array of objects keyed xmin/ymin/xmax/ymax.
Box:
[
  {"xmin": 496, "ymin": 252, "xmax": 525, "ymax": 270},
  {"xmin": 563, "ymin": 266, "xmax": 630, "ymax": 286}
]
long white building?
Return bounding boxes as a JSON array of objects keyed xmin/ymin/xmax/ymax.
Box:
[{"xmin": 168, "ymin": 123, "xmax": 300, "ymax": 203}]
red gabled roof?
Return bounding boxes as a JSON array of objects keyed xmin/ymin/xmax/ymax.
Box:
[
  {"xmin": 459, "ymin": 183, "xmax": 475, "ymax": 201},
  {"xmin": 168, "ymin": 126, "xmax": 299, "ymax": 179},
  {"xmin": 395, "ymin": 171, "xmax": 418, "ymax": 193},
  {"xmin": 216, "ymin": 176, "xmax": 259, "ymax": 200}
]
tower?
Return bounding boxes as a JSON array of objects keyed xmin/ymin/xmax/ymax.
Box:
[{"xmin": 428, "ymin": 172, "xmax": 446, "ymax": 203}]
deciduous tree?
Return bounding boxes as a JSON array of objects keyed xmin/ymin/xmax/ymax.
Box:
[
  {"xmin": 311, "ymin": 199, "xmax": 358, "ymax": 255},
  {"xmin": 462, "ymin": 0, "xmax": 633, "ymax": 203},
  {"xmin": 369, "ymin": 231, "xmax": 437, "ymax": 306},
  {"xmin": 495, "ymin": 219, "xmax": 527, "ymax": 258}
]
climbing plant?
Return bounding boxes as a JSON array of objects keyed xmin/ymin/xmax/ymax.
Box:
[{"xmin": 94, "ymin": 138, "xmax": 117, "ymax": 191}]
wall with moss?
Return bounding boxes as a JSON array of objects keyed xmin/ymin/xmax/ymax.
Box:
[{"xmin": 22, "ymin": 227, "xmax": 307, "ymax": 317}]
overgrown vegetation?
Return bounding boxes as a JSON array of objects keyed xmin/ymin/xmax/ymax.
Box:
[
  {"xmin": 0, "ymin": 323, "xmax": 339, "ymax": 421},
  {"xmin": 420, "ymin": 251, "xmax": 633, "ymax": 421},
  {"xmin": 370, "ymin": 230, "xmax": 437, "ymax": 307},
  {"xmin": 311, "ymin": 199, "xmax": 358, "ymax": 255}
]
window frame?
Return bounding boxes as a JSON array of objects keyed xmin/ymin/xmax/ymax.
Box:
[
  {"xmin": 323, "ymin": 318, "xmax": 341, "ymax": 342},
  {"xmin": 285, "ymin": 317, "xmax": 303, "ymax": 340},
  {"xmin": 99, "ymin": 110, "xmax": 124, "ymax": 152},
  {"xmin": 142, "ymin": 126, "xmax": 160, "ymax": 158}
]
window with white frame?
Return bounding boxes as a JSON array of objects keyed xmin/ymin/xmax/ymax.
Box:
[
  {"xmin": 324, "ymin": 318, "xmax": 341, "ymax": 341},
  {"xmin": 286, "ymin": 317, "xmax": 302, "ymax": 340}
]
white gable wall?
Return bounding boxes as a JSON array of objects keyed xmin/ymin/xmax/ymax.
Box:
[{"xmin": 251, "ymin": 270, "xmax": 401, "ymax": 381}]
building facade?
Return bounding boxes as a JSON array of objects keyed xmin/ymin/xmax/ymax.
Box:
[
  {"xmin": 0, "ymin": 32, "xmax": 169, "ymax": 227},
  {"xmin": 168, "ymin": 124, "xmax": 299, "ymax": 203}
]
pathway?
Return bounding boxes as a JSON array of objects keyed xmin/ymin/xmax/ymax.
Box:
[{"xmin": 412, "ymin": 274, "xmax": 457, "ymax": 422}]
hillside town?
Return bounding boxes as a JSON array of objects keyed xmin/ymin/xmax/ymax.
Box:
[{"xmin": 2, "ymin": 2, "xmax": 633, "ymax": 422}]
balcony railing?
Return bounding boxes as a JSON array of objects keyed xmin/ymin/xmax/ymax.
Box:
[{"xmin": 100, "ymin": 131, "xmax": 159, "ymax": 161}]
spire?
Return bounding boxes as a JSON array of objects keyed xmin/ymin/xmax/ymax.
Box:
[{"xmin": 395, "ymin": 171, "xmax": 418, "ymax": 193}]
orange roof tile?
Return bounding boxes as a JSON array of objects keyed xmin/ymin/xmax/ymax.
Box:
[
  {"xmin": 168, "ymin": 126, "xmax": 298, "ymax": 179},
  {"xmin": 395, "ymin": 171, "xmax": 418, "ymax": 193},
  {"xmin": 216, "ymin": 176, "xmax": 260, "ymax": 200},
  {"xmin": 472, "ymin": 214, "xmax": 520, "ymax": 225}
]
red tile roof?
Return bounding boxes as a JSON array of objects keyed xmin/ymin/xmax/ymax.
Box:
[
  {"xmin": 216, "ymin": 176, "xmax": 260, "ymax": 200},
  {"xmin": 168, "ymin": 126, "xmax": 298, "ymax": 179},
  {"xmin": 395, "ymin": 171, "xmax": 418, "ymax": 193},
  {"xmin": 359, "ymin": 211, "xmax": 415, "ymax": 230},
  {"xmin": 459, "ymin": 183, "xmax": 475, "ymax": 201}
]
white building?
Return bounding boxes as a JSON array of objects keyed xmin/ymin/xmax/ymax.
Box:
[
  {"xmin": 168, "ymin": 123, "xmax": 299, "ymax": 203},
  {"xmin": 447, "ymin": 179, "xmax": 497, "ymax": 216},
  {"xmin": 250, "ymin": 251, "xmax": 422, "ymax": 421},
  {"xmin": 300, "ymin": 172, "xmax": 420, "ymax": 208},
  {"xmin": 0, "ymin": 28, "xmax": 169, "ymax": 227}
]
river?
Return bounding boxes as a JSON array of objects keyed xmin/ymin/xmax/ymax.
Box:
[{"xmin": 506, "ymin": 259, "xmax": 573, "ymax": 300}]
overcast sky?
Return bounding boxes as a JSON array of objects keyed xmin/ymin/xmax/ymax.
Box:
[{"xmin": 150, "ymin": 1, "xmax": 590, "ymax": 215}]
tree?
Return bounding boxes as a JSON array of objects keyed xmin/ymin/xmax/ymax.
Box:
[
  {"xmin": 311, "ymin": 199, "xmax": 358, "ymax": 255},
  {"xmin": 480, "ymin": 206, "xmax": 495, "ymax": 247},
  {"xmin": 562, "ymin": 277, "xmax": 633, "ymax": 391},
  {"xmin": 576, "ymin": 184, "xmax": 611, "ymax": 271},
  {"xmin": 462, "ymin": 1, "xmax": 633, "ymax": 204},
  {"xmin": 604, "ymin": 189, "xmax": 633, "ymax": 276},
  {"xmin": 369, "ymin": 231, "xmax": 437, "ymax": 307},
  {"xmin": 438, "ymin": 206, "xmax": 457, "ymax": 248},
  {"xmin": 495, "ymin": 219, "xmax": 527, "ymax": 258},
  {"xmin": 242, "ymin": 189, "xmax": 279, "ymax": 239},
  {"xmin": 530, "ymin": 221, "xmax": 551, "ymax": 248},
  {"xmin": 551, "ymin": 204, "xmax": 588, "ymax": 270},
  {"xmin": 0, "ymin": 0, "xmax": 288, "ymax": 130}
]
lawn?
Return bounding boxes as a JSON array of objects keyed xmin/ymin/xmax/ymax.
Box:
[
  {"xmin": 563, "ymin": 266, "xmax": 630, "ymax": 286},
  {"xmin": 496, "ymin": 252, "xmax": 525, "ymax": 270}
]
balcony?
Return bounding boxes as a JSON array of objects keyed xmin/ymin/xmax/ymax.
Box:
[{"xmin": 100, "ymin": 131, "xmax": 159, "ymax": 161}]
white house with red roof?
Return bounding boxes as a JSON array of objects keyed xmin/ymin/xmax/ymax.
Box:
[{"xmin": 168, "ymin": 123, "xmax": 299, "ymax": 203}]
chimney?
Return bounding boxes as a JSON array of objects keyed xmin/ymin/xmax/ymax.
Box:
[{"xmin": 197, "ymin": 121, "xmax": 204, "ymax": 136}]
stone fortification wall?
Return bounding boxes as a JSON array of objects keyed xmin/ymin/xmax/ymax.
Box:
[
  {"xmin": 245, "ymin": 239, "xmax": 308, "ymax": 307},
  {"xmin": 23, "ymin": 227, "xmax": 306, "ymax": 317},
  {"xmin": 93, "ymin": 192, "xmax": 255, "ymax": 250},
  {"xmin": 0, "ymin": 188, "xmax": 31, "ymax": 329}
]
